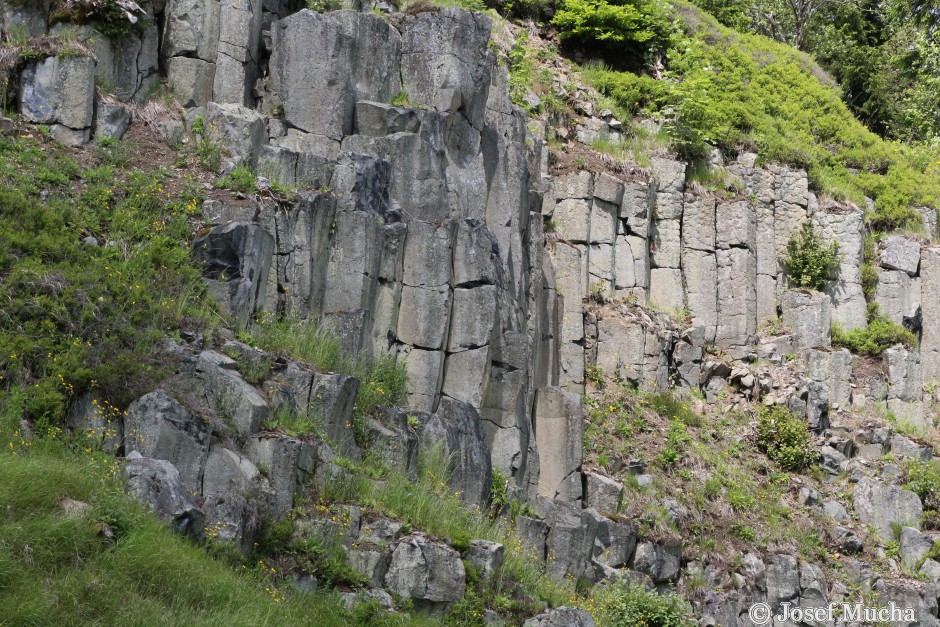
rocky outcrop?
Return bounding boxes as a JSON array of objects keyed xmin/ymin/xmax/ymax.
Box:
[{"xmin": 124, "ymin": 452, "xmax": 205, "ymax": 537}]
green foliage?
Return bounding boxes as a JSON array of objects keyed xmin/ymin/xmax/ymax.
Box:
[
  {"xmin": 588, "ymin": 578, "xmax": 693, "ymax": 626},
  {"xmin": 553, "ymin": 0, "xmax": 673, "ymax": 60},
  {"xmin": 490, "ymin": 468, "xmax": 510, "ymax": 517},
  {"xmin": 389, "ymin": 91, "xmax": 412, "ymax": 107},
  {"xmin": 0, "ymin": 132, "xmax": 210, "ymax": 417},
  {"xmin": 831, "ymin": 315, "xmax": 918, "ymax": 356},
  {"xmin": 658, "ymin": 419, "xmax": 692, "ymax": 465},
  {"xmin": 647, "ymin": 391, "xmax": 703, "ymax": 427},
  {"xmin": 581, "ymin": 3, "xmax": 940, "ymax": 211},
  {"xmin": 904, "ymin": 459, "xmax": 940, "ymax": 516},
  {"xmin": 306, "ymin": 0, "xmax": 342, "ymax": 10},
  {"xmin": 781, "ymin": 221, "xmax": 841, "ymax": 290},
  {"xmin": 214, "ymin": 166, "xmax": 258, "ymax": 194},
  {"xmin": 755, "ymin": 405, "xmax": 817, "ymax": 471}
]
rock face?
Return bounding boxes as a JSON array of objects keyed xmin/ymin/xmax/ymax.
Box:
[
  {"xmin": 124, "ymin": 391, "xmax": 210, "ymax": 491},
  {"xmin": 534, "ymin": 387, "xmax": 583, "ymax": 502},
  {"xmin": 384, "ymin": 535, "xmax": 467, "ymax": 609},
  {"xmin": 19, "ymin": 55, "xmax": 95, "ymax": 144},
  {"xmin": 853, "ymin": 477, "xmax": 923, "ymax": 540},
  {"xmin": 781, "ymin": 290, "xmax": 831, "ymax": 351},
  {"xmin": 124, "ymin": 453, "xmax": 204, "ymax": 537}
]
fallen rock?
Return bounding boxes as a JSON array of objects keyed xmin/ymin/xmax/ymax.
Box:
[{"xmin": 124, "ymin": 453, "xmax": 204, "ymax": 538}]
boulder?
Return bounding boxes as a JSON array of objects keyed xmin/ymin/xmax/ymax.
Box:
[
  {"xmin": 244, "ymin": 434, "xmax": 316, "ymax": 517},
  {"xmin": 95, "ymin": 102, "xmax": 131, "ymax": 140},
  {"xmin": 466, "ymin": 540, "xmax": 505, "ymax": 580},
  {"xmin": 124, "ymin": 453, "xmax": 204, "ymax": 537},
  {"xmin": 202, "ymin": 493, "xmax": 259, "ymax": 554},
  {"xmin": 19, "ymin": 55, "xmax": 95, "ymax": 144},
  {"xmin": 807, "ymin": 348, "xmax": 852, "ymax": 407},
  {"xmin": 202, "ymin": 445, "xmax": 266, "ymax": 498},
  {"xmin": 124, "ymin": 391, "xmax": 210, "ymax": 491},
  {"xmin": 196, "ymin": 351, "xmax": 269, "ymax": 437},
  {"xmin": 594, "ymin": 519, "xmax": 637, "ymax": 569},
  {"xmin": 766, "ymin": 554, "xmax": 799, "ymax": 610},
  {"xmin": 584, "ymin": 472, "xmax": 623, "ymax": 515},
  {"xmin": 632, "ymin": 540, "xmax": 680, "ymax": 583},
  {"xmin": 418, "ymin": 398, "xmax": 492, "ymax": 507},
  {"xmin": 545, "ymin": 505, "xmax": 601, "ymax": 580},
  {"xmin": 900, "ymin": 526, "xmax": 933, "ymax": 569},
  {"xmin": 853, "ymin": 477, "xmax": 923, "ymax": 540},
  {"xmin": 384, "ymin": 535, "xmax": 466, "ymax": 608},
  {"xmin": 523, "ymin": 607, "xmax": 595, "ymax": 627}
]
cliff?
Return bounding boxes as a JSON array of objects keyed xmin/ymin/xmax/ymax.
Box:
[{"xmin": 2, "ymin": 1, "xmax": 940, "ymax": 624}]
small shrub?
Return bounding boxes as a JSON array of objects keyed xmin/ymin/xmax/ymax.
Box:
[
  {"xmin": 755, "ymin": 405, "xmax": 817, "ymax": 472},
  {"xmin": 214, "ymin": 166, "xmax": 257, "ymax": 194},
  {"xmin": 831, "ymin": 316, "xmax": 918, "ymax": 356},
  {"xmin": 589, "ymin": 578, "xmax": 693, "ymax": 626},
  {"xmin": 905, "ymin": 460, "xmax": 940, "ymax": 528},
  {"xmin": 781, "ymin": 222, "xmax": 841, "ymax": 290},
  {"xmin": 647, "ymin": 391, "xmax": 702, "ymax": 427},
  {"xmin": 490, "ymin": 468, "xmax": 509, "ymax": 518},
  {"xmin": 658, "ymin": 419, "xmax": 691, "ymax": 466}
]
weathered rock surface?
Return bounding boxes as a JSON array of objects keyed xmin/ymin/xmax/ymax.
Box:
[{"xmin": 124, "ymin": 453, "xmax": 204, "ymax": 537}]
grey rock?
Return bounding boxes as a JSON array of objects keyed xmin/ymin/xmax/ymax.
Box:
[
  {"xmin": 823, "ymin": 500, "xmax": 850, "ymax": 521},
  {"xmin": 201, "ymin": 493, "xmax": 259, "ymax": 554},
  {"xmin": 243, "ymin": 434, "xmax": 316, "ymax": 517},
  {"xmin": 162, "ymin": 0, "xmax": 221, "ymax": 62},
  {"xmin": 853, "ymin": 476, "xmax": 923, "ymax": 540},
  {"xmin": 632, "ymin": 540, "xmax": 680, "ymax": 583},
  {"xmin": 584, "ymin": 471, "xmax": 623, "ymax": 515},
  {"xmin": 534, "ymin": 387, "xmax": 583, "ymax": 502},
  {"xmin": 202, "ymin": 446, "xmax": 266, "ymax": 498},
  {"xmin": 820, "ymin": 445, "xmax": 845, "ymax": 475},
  {"xmin": 419, "ymin": 398, "xmax": 492, "ymax": 506},
  {"xmin": 271, "ymin": 10, "xmax": 401, "ymax": 140},
  {"xmin": 781, "ymin": 289, "xmax": 830, "ymax": 351},
  {"xmin": 205, "ymin": 102, "xmax": 267, "ymax": 169},
  {"xmin": 347, "ymin": 547, "xmax": 389, "ymax": 587},
  {"xmin": 922, "ymin": 247, "xmax": 940, "ymax": 382},
  {"xmin": 124, "ymin": 453, "xmax": 204, "ymax": 537},
  {"xmin": 466, "ymin": 540, "xmax": 505, "ymax": 580},
  {"xmin": 400, "ymin": 8, "xmax": 492, "ymax": 129},
  {"xmin": 193, "ymin": 222, "xmax": 274, "ymax": 328},
  {"xmin": 523, "ymin": 607, "xmax": 595, "ymax": 627},
  {"xmin": 515, "ymin": 515, "xmax": 547, "ymax": 561},
  {"xmin": 545, "ymin": 505, "xmax": 601, "ymax": 580},
  {"xmin": 124, "ymin": 391, "xmax": 210, "ymax": 492},
  {"xmin": 881, "ymin": 235, "xmax": 922, "ymax": 275},
  {"xmin": 891, "ymin": 434, "xmax": 933, "ymax": 461},
  {"xmin": 196, "ymin": 350, "xmax": 269, "ymax": 437},
  {"xmin": 166, "ymin": 56, "xmax": 216, "ymax": 108},
  {"xmin": 831, "ymin": 526, "xmax": 863, "ymax": 554},
  {"xmin": 66, "ymin": 392, "xmax": 122, "ymax": 453},
  {"xmin": 355, "ymin": 100, "xmax": 421, "ymax": 136},
  {"xmin": 213, "ymin": 0, "xmax": 263, "ymax": 106},
  {"xmin": 594, "ymin": 519, "xmax": 637, "ymax": 569},
  {"xmin": 900, "ymin": 526, "xmax": 933, "ymax": 569},
  {"xmin": 807, "ymin": 348, "xmax": 852, "ymax": 408},
  {"xmin": 766, "ymin": 554, "xmax": 799, "ymax": 609},
  {"xmin": 384, "ymin": 535, "xmax": 466, "ymax": 606},
  {"xmin": 364, "ymin": 408, "xmax": 419, "ymax": 480},
  {"xmin": 95, "ymin": 102, "xmax": 131, "ymax": 140},
  {"xmin": 20, "ymin": 55, "xmax": 95, "ymax": 141}
]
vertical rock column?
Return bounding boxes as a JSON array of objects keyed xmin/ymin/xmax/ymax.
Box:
[
  {"xmin": 921, "ymin": 246, "xmax": 940, "ymax": 384},
  {"xmin": 715, "ymin": 200, "xmax": 757, "ymax": 358},
  {"xmin": 814, "ymin": 207, "xmax": 867, "ymax": 330},
  {"xmin": 648, "ymin": 158, "xmax": 685, "ymax": 312},
  {"xmin": 162, "ymin": 0, "xmax": 221, "ymax": 107}
]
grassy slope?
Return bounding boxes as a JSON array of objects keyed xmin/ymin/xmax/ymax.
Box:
[{"xmin": 575, "ymin": 0, "xmax": 940, "ymax": 231}]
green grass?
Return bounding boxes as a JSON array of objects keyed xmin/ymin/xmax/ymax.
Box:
[
  {"xmin": 214, "ymin": 166, "xmax": 258, "ymax": 194},
  {"xmin": 0, "ymin": 128, "xmax": 214, "ymax": 423},
  {"xmin": 0, "ymin": 401, "xmax": 360, "ymax": 625}
]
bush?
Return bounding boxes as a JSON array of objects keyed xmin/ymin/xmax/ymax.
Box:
[
  {"xmin": 553, "ymin": 0, "xmax": 673, "ymax": 60},
  {"xmin": 904, "ymin": 459, "xmax": 940, "ymax": 514},
  {"xmin": 781, "ymin": 222, "xmax": 841, "ymax": 290},
  {"xmin": 589, "ymin": 578, "xmax": 693, "ymax": 626},
  {"xmin": 755, "ymin": 405, "xmax": 817, "ymax": 471},
  {"xmin": 831, "ymin": 315, "xmax": 918, "ymax": 356}
]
